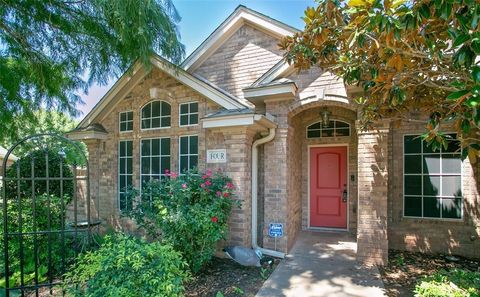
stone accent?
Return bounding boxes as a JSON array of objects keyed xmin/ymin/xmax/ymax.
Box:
[
  {"xmin": 356, "ymin": 120, "xmax": 390, "ymax": 265},
  {"xmin": 194, "ymin": 24, "xmax": 283, "ymax": 100}
]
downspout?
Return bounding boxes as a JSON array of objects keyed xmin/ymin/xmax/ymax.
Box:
[{"xmin": 252, "ymin": 128, "xmax": 285, "ymax": 258}]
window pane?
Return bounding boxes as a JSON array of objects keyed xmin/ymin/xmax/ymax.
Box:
[
  {"xmin": 119, "ymin": 159, "xmax": 125, "ymax": 174},
  {"xmin": 442, "ymin": 154, "xmax": 461, "ymax": 174},
  {"xmin": 180, "ymin": 104, "xmax": 189, "ymax": 114},
  {"xmin": 119, "ymin": 177, "xmax": 126, "ymax": 191},
  {"xmin": 308, "ymin": 122, "xmax": 321, "ymax": 130},
  {"xmin": 152, "ymin": 117, "xmax": 160, "ymax": 128},
  {"xmin": 126, "ymin": 141, "xmax": 132, "ymax": 155},
  {"xmin": 405, "ymin": 175, "xmax": 422, "ymax": 195},
  {"xmin": 423, "ymin": 196, "xmax": 441, "ymax": 217},
  {"xmin": 161, "ymin": 102, "xmax": 171, "ymax": 116},
  {"xmin": 120, "ymin": 141, "xmax": 125, "ymax": 156},
  {"xmin": 190, "ymin": 136, "xmax": 198, "ymax": 154},
  {"xmin": 422, "ymin": 141, "xmax": 436, "ymax": 154},
  {"xmin": 127, "ymin": 111, "xmax": 133, "ymax": 120},
  {"xmin": 336, "ymin": 121, "xmax": 349, "ymax": 128},
  {"xmin": 423, "ymin": 155, "xmax": 440, "ymax": 174},
  {"xmin": 141, "ymin": 140, "xmax": 150, "ymax": 156},
  {"xmin": 190, "ymin": 156, "xmax": 198, "ymax": 169},
  {"xmin": 120, "ymin": 122, "xmax": 126, "ymax": 131},
  {"xmin": 119, "ymin": 193, "xmax": 125, "ymax": 209},
  {"xmin": 152, "ymin": 101, "xmax": 161, "ymax": 117},
  {"xmin": 141, "ymin": 157, "xmax": 150, "ymax": 174},
  {"xmin": 161, "ymin": 138, "xmax": 170, "ymax": 155},
  {"xmin": 180, "ymin": 137, "xmax": 188, "ymax": 154},
  {"xmin": 404, "ymin": 155, "xmax": 422, "ymax": 174},
  {"xmin": 180, "ymin": 115, "xmax": 189, "ymax": 126},
  {"xmin": 126, "ymin": 122, "xmax": 133, "ymax": 131},
  {"xmin": 127, "ymin": 158, "xmax": 132, "ymax": 173},
  {"xmin": 152, "ymin": 139, "xmax": 160, "ymax": 155},
  {"xmin": 161, "ymin": 157, "xmax": 170, "ymax": 172},
  {"xmin": 442, "ymin": 176, "xmax": 462, "ymax": 197},
  {"xmin": 161, "ymin": 117, "xmax": 170, "ymax": 127},
  {"xmin": 405, "ymin": 136, "xmax": 421, "ymax": 154},
  {"xmin": 321, "ymin": 129, "xmax": 334, "ymax": 137},
  {"xmin": 180, "ymin": 156, "xmax": 189, "ymax": 172},
  {"xmin": 423, "ymin": 176, "xmax": 440, "ymax": 196},
  {"xmin": 444, "ymin": 136, "xmax": 460, "ymax": 153},
  {"xmin": 190, "ymin": 114, "xmax": 198, "ymax": 125},
  {"xmin": 307, "ymin": 130, "xmax": 320, "ymax": 138},
  {"xmin": 442, "ymin": 198, "xmax": 462, "ymax": 219},
  {"xmin": 190, "ymin": 102, "xmax": 198, "ymax": 113},
  {"xmin": 120, "ymin": 112, "xmax": 126, "ymax": 121},
  {"xmin": 151, "ymin": 157, "xmax": 160, "ymax": 175},
  {"xmin": 141, "ymin": 119, "xmax": 149, "ymax": 129},
  {"xmin": 142, "ymin": 104, "xmax": 151, "ymax": 118},
  {"xmin": 404, "ymin": 196, "xmax": 422, "ymax": 217}
]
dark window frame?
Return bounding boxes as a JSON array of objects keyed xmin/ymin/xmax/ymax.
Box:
[
  {"xmin": 140, "ymin": 100, "xmax": 171, "ymax": 130},
  {"xmin": 306, "ymin": 120, "xmax": 351, "ymax": 138}
]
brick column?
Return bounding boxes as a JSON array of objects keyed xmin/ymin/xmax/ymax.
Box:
[{"xmin": 356, "ymin": 120, "xmax": 390, "ymax": 265}]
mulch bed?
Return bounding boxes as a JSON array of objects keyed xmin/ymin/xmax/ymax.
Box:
[
  {"xmin": 185, "ymin": 257, "xmax": 279, "ymax": 297},
  {"xmin": 379, "ymin": 250, "xmax": 480, "ymax": 297}
]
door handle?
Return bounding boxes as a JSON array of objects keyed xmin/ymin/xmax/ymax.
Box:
[{"xmin": 342, "ymin": 189, "xmax": 348, "ymax": 203}]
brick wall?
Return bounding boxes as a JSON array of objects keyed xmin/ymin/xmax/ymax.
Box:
[{"xmin": 194, "ymin": 24, "xmax": 283, "ymax": 101}]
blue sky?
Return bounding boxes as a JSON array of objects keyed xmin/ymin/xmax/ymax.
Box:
[{"xmin": 77, "ymin": 0, "xmax": 314, "ymax": 117}]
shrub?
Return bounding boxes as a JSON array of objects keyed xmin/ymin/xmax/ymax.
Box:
[
  {"xmin": 415, "ymin": 269, "xmax": 480, "ymax": 297},
  {"xmin": 127, "ymin": 169, "xmax": 239, "ymax": 273},
  {"xmin": 63, "ymin": 234, "xmax": 189, "ymax": 297}
]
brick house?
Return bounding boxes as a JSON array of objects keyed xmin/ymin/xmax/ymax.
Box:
[{"xmin": 68, "ymin": 6, "xmax": 480, "ymax": 265}]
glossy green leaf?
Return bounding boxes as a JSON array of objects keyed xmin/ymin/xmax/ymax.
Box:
[{"xmin": 446, "ymin": 90, "xmax": 469, "ymax": 100}]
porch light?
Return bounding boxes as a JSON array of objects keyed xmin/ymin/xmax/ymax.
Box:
[{"xmin": 320, "ymin": 109, "xmax": 331, "ymax": 127}]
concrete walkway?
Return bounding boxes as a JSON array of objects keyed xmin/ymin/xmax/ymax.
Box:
[{"xmin": 256, "ymin": 231, "xmax": 386, "ymax": 297}]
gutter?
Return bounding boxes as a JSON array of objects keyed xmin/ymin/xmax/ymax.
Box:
[{"xmin": 251, "ymin": 128, "xmax": 285, "ymax": 258}]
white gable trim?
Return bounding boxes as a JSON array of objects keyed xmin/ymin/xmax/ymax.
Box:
[
  {"xmin": 78, "ymin": 55, "xmax": 246, "ymax": 128},
  {"xmin": 181, "ymin": 6, "xmax": 298, "ymax": 72},
  {"xmin": 202, "ymin": 113, "xmax": 276, "ymax": 129}
]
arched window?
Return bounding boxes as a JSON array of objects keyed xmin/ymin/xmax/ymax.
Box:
[
  {"xmin": 307, "ymin": 120, "xmax": 350, "ymax": 138},
  {"xmin": 141, "ymin": 100, "xmax": 171, "ymax": 130}
]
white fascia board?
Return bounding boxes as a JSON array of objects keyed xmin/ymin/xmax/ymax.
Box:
[
  {"xmin": 151, "ymin": 58, "xmax": 245, "ymax": 110},
  {"xmin": 182, "ymin": 7, "xmax": 297, "ymax": 71},
  {"xmin": 244, "ymin": 83, "xmax": 297, "ymax": 99},
  {"xmin": 67, "ymin": 131, "xmax": 108, "ymax": 141},
  {"xmin": 78, "ymin": 63, "xmax": 143, "ymax": 128},
  {"xmin": 251, "ymin": 61, "xmax": 294, "ymax": 87},
  {"xmin": 202, "ymin": 114, "xmax": 276, "ymax": 129}
]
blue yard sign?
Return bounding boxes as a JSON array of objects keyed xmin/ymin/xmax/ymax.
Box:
[{"xmin": 268, "ymin": 223, "xmax": 283, "ymax": 238}]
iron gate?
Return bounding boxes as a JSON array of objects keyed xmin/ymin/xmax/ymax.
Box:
[{"xmin": 1, "ymin": 133, "xmax": 96, "ymax": 296}]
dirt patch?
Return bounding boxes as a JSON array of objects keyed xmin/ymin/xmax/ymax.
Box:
[
  {"xmin": 185, "ymin": 257, "xmax": 279, "ymax": 297},
  {"xmin": 379, "ymin": 250, "xmax": 480, "ymax": 297}
]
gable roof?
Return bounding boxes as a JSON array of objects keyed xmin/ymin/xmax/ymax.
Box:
[
  {"xmin": 78, "ymin": 54, "xmax": 248, "ymax": 128},
  {"xmin": 181, "ymin": 5, "xmax": 299, "ymax": 72}
]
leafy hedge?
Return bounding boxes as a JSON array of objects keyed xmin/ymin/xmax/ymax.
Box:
[
  {"xmin": 127, "ymin": 169, "xmax": 239, "ymax": 273},
  {"xmin": 64, "ymin": 234, "xmax": 190, "ymax": 297},
  {"xmin": 415, "ymin": 269, "xmax": 480, "ymax": 297}
]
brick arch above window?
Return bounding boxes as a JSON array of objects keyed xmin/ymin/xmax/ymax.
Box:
[
  {"xmin": 140, "ymin": 100, "xmax": 171, "ymax": 130},
  {"xmin": 306, "ymin": 119, "xmax": 351, "ymax": 138}
]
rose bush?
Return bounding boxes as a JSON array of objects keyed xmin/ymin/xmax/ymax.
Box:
[{"xmin": 126, "ymin": 169, "xmax": 239, "ymax": 273}]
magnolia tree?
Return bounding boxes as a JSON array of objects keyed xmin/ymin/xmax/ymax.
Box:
[{"xmin": 280, "ymin": 0, "xmax": 480, "ymax": 160}]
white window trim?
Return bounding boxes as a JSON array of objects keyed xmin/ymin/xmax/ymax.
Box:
[
  {"xmin": 119, "ymin": 110, "xmax": 134, "ymax": 133},
  {"xmin": 178, "ymin": 134, "xmax": 199, "ymax": 174},
  {"xmin": 118, "ymin": 140, "xmax": 133, "ymax": 211},
  {"xmin": 140, "ymin": 100, "xmax": 172, "ymax": 131},
  {"xmin": 179, "ymin": 101, "xmax": 199, "ymax": 127},
  {"xmin": 140, "ymin": 137, "xmax": 171, "ymax": 187},
  {"xmin": 306, "ymin": 119, "xmax": 351, "ymax": 139},
  {"xmin": 402, "ymin": 133, "xmax": 463, "ymax": 221}
]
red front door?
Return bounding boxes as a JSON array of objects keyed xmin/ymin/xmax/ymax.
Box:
[{"xmin": 310, "ymin": 146, "xmax": 347, "ymax": 228}]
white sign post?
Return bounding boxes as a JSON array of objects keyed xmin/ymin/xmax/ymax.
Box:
[{"xmin": 206, "ymin": 149, "xmax": 227, "ymax": 163}]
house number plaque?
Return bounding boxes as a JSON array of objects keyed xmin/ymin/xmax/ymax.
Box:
[{"xmin": 207, "ymin": 149, "xmax": 227, "ymax": 163}]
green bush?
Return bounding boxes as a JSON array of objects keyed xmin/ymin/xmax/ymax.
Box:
[
  {"xmin": 415, "ymin": 269, "xmax": 480, "ymax": 297},
  {"xmin": 63, "ymin": 234, "xmax": 190, "ymax": 297},
  {"xmin": 127, "ymin": 169, "xmax": 239, "ymax": 273}
]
